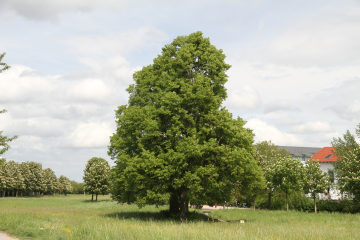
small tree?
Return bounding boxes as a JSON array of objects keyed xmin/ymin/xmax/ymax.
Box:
[
  {"xmin": 339, "ymin": 146, "xmax": 360, "ymax": 200},
  {"xmin": 7, "ymin": 160, "xmax": 25, "ymax": 197},
  {"xmin": 332, "ymin": 123, "xmax": 360, "ymax": 194},
  {"xmin": 271, "ymin": 156, "xmax": 304, "ymax": 211},
  {"xmin": 21, "ymin": 162, "xmax": 45, "ymax": 196},
  {"xmin": 0, "ymin": 159, "xmax": 9, "ymax": 197},
  {"xmin": 254, "ymin": 140, "xmax": 291, "ymax": 209},
  {"xmin": 304, "ymin": 158, "xmax": 330, "ymax": 213},
  {"xmin": 43, "ymin": 168, "xmax": 59, "ymax": 195},
  {"xmin": 83, "ymin": 157, "xmax": 111, "ymax": 201},
  {"xmin": 59, "ymin": 175, "xmax": 72, "ymax": 195}
]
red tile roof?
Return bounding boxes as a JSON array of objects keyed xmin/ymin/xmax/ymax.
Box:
[{"xmin": 311, "ymin": 147, "xmax": 337, "ymax": 162}]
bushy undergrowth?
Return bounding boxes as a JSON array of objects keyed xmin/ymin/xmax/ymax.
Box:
[{"xmin": 252, "ymin": 191, "xmax": 360, "ymax": 213}]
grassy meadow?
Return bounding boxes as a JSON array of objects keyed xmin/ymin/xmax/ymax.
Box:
[{"xmin": 0, "ymin": 195, "xmax": 360, "ymax": 239}]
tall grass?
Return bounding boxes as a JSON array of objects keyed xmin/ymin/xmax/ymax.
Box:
[{"xmin": 1, "ymin": 195, "xmax": 360, "ymax": 239}]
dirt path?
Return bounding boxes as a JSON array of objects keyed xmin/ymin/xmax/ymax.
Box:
[{"xmin": 0, "ymin": 232, "xmax": 18, "ymax": 240}]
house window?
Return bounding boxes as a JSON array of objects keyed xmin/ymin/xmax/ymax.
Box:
[{"xmin": 324, "ymin": 154, "xmax": 333, "ymax": 159}]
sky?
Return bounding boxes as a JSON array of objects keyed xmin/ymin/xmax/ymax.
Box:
[{"xmin": 1, "ymin": 0, "xmax": 360, "ymax": 182}]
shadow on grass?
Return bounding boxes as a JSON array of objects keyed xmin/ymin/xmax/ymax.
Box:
[
  {"xmin": 82, "ymin": 199, "xmax": 112, "ymax": 203},
  {"xmin": 103, "ymin": 210, "xmax": 211, "ymax": 222}
]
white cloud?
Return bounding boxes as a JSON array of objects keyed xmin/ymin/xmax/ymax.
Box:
[
  {"xmin": 77, "ymin": 56, "xmax": 141, "ymax": 86},
  {"xmin": 305, "ymin": 131, "xmax": 342, "ymax": 145},
  {"xmin": 287, "ymin": 121, "xmax": 334, "ymax": 134},
  {"xmin": 243, "ymin": 15, "xmax": 360, "ymax": 67},
  {"xmin": 68, "ymin": 79, "xmax": 113, "ymax": 104},
  {"xmin": 0, "ymin": 65, "xmax": 58, "ymax": 103},
  {"xmin": 327, "ymin": 99, "xmax": 360, "ymax": 121},
  {"xmin": 264, "ymin": 99, "xmax": 300, "ymax": 113},
  {"xmin": 61, "ymin": 122, "xmax": 113, "ymax": 148},
  {"xmin": 0, "ymin": 0, "xmax": 130, "ymax": 21},
  {"xmin": 224, "ymin": 86, "xmax": 262, "ymax": 111},
  {"xmin": 244, "ymin": 118, "xmax": 303, "ymax": 146},
  {"xmin": 63, "ymin": 26, "xmax": 169, "ymax": 57},
  {"xmin": 274, "ymin": 118, "xmax": 303, "ymax": 127}
]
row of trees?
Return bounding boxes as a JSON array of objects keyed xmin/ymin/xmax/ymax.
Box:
[
  {"xmin": 253, "ymin": 141, "xmax": 330, "ymax": 213},
  {"xmin": 0, "ymin": 159, "xmax": 73, "ymax": 197}
]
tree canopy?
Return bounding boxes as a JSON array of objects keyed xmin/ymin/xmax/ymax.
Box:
[
  {"xmin": 303, "ymin": 158, "xmax": 330, "ymax": 213},
  {"xmin": 254, "ymin": 141, "xmax": 291, "ymax": 209},
  {"xmin": 331, "ymin": 123, "xmax": 360, "ymax": 187},
  {"xmin": 109, "ymin": 32, "xmax": 264, "ymax": 218},
  {"xmin": 83, "ymin": 157, "xmax": 111, "ymax": 201}
]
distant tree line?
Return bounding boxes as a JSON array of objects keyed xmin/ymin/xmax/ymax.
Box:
[{"xmin": 0, "ymin": 159, "xmax": 73, "ymax": 197}]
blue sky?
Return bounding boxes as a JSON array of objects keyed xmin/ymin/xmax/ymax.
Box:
[{"xmin": 1, "ymin": 0, "xmax": 360, "ymax": 182}]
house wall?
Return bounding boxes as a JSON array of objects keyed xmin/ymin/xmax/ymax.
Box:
[
  {"xmin": 319, "ymin": 162, "xmax": 341, "ymax": 200},
  {"xmin": 319, "ymin": 162, "xmax": 334, "ymax": 173}
]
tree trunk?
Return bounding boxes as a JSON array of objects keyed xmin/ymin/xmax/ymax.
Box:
[
  {"xmin": 92, "ymin": 194, "xmax": 93, "ymax": 201},
  {"xmin": 16, "ymin": 191, "xmax": 18, "ymax": 197},
  {"xmin": 314, "ymin": 197, "xmax": 317, "ymax": 214},
  {"xmin": 253, "ymin": 195, "xmax": 256, "ymax": 211},
  {"xmin": 268, "ymin": 192, "xmax": 272, "ymax": 210},
  {"xmin": 21, "ymin": 191, "xmax": 23, "ymax": 197},
  {"xmin": 29, "ymin": 191, "xmax": 31, "ymax": 197},
  {"xmin": 2, "ymin": 191, "xmax": 4, "ymax": 198},
  {"xmin": 286, "ymin": 192, "xmax": 289, "ymax": 212},
  {"xmin": 179, "ymin": 185, "xmax": 188, "ymax": 219},
  {"xmin": 96, "ymin": 194, "xmax": 98, "ymax": 202},
  {"xmin": 169, "ymin": 192, "xmax": 180, "ymax": 214}
]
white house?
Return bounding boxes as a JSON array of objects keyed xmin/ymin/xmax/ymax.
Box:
[{"xmin": 311, "ymin": 147, "xmax": 341, "ymax": 200}]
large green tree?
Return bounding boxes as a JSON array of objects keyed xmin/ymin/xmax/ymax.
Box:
[
  {"xmin": 83, "ymin": 157, "xmax": 111, "ymax": 201},
  {"xmin": 109, "ymin": 32, "xmax": 264, "ymax": 218}
]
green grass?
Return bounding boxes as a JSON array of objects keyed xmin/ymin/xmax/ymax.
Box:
[{"xmin": 1, "ymin": 195, "xmax": 360, "ymax": 239}]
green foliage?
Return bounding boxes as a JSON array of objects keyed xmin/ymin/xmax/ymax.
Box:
[
  {"xmin": 0, "ymin": 109, "xmax": 18, "ymax": 156},
  {"xmin": 0, "ymin": 52, "xmax": 11, "ymax": 73},
  {"xmin": 331, "ymin": 123, "xmax": 360, "ymax": 184},
  {"xmin": 83, "ymin": 157, "xmax": 111, "ymax": 200},
  {"xmin": 269, "ymin": 156, "xmax": 305, "ymax": 211},
  {"xmin": 43, "ymin": 168, "xmax": 60, "ymax": 194},
  {"xmin": 253, "ymin": 141, "xmax": 291, "ymax": 208},
  {"xmin": 109, "ymin": 31, "xmax": 263, "ymax": 217},
  {"xmin": 21, "ymin": 162, "xmax": 45, "ymax": 194},
  {"xmin": 339, "ymin": 146, "xmax": 360, "ymax": 200},
  {"xmin": 71, "ymin": 181, "xmax": 84, "ymax": 194},
  {"xmin": 304, "ymin": 158, "xmax": 330, "ymax": 213},
  {"xmin": 6, "ymin": 160, "xmax": 25, "ymax": 192},
  {"xmin": 0, "ymin": 159, "xmax": 73, "ymax": 197},
  {"xmin": 59, "ymin": 175, "xmax": 73, "ymax": 195}
]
